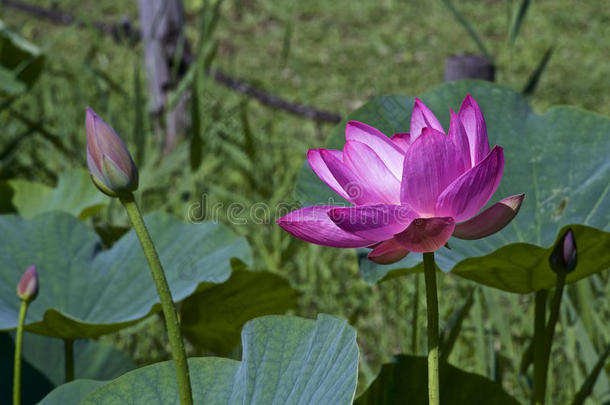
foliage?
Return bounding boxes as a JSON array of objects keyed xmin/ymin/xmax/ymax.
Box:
[
  {"xmin": 355, "ymin": 355, "xmax": 519, "ymax": 405},
  {"xmin": 181, "ymin": 268, "xmax": 299, "ymax": 355},
  {"xmin": 1, "ymin": 1, "xmax": 610, "ymax": 404}
]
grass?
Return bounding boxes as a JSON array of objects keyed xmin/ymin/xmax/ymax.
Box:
[{"xmin": 2, "ymin": 0, "xmax": 610, "ymax": 403}]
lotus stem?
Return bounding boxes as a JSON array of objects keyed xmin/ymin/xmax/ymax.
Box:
[
  {"xmin": 412, "ymin": 274, "xmax": 420, "ymax": 354},
  {"xmin": 120, "ymin": 193, "xmax": 193, "ymax": 405},
  {"xmin": 532, "ymin": 289, "xmax": 549, "ymax": 405},
  {"xmin": 423, "ymin": 252, "xmax": 440, "ymax": 405},
  {"xmin": 535, "ymin": 273, "xmax": 566, "ymax": 405},
  {"xmin": 64, "ymin": 339, "xmax": 75, "ymax": 382},
  {"xmin": 12, "ymin": 300, "xmax": 28, "ymax": 405}
]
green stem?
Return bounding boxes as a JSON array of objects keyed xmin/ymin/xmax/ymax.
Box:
[
  {"xmin": 423, "ymin": 252, "xmax": 440, "ymax": 405},
  {"xmin": 412, "ymin": 274, "xmax": 420, "ymax": 354},
  {"xmin": 120, "ymin": 194, "xmax": 193, "ymax": 405},
  {"xmin": 532, "ymin": 289, "xmax": 548, "ymax": 405},
  {"xmin": 539, "ymin": 273, "xmax": 566, "ymax": 403},
  {"xmin": 64, "ymin": 339, "xmax": 74, "ymax": 382},
  {"xmin": 13, "ymin": 300, "xmax": 28, "ymax": 405}
]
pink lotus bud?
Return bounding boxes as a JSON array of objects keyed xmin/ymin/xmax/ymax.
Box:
[
  {"xmin": 16, "ymin": 265, "xmax": 38, "ymax": 302},
  {"xmin": 86, "ymin": 107, "xmax": 138, "ymax": 197},
  {"xmin": 549, "ymin": 228, "xmax": 577, "ymax": 274}
]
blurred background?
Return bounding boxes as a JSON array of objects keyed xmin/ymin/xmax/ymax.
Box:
[{"xmin": 2, "ymin": 0, "xmax": 610, "ymax": 403}]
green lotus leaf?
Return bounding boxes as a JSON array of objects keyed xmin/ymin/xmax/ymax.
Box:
[
  {"xmin": 37, "ymin": 380, "xmax": 106, "ymax": 405},
  {"xmin": 0, "ymin": 211, "xmax": 252, "ymax": 338},
  {"xmin": 9, "ymin": 169, "xmax": 107, "ymax": 219},
  {"xmin": 295, "ymin": 80, "xmax": 610, "ymax": 292},
  {"xmin": 40, "ymin": 314, "xmax": 359, "ymax": 405},
  {"xmin": 181, "ymin": 269, "xmax": 299, "ymax": 355},
  {"xmin": 355, "ymin": 355, "xmax": 519, "ymax": 405}
]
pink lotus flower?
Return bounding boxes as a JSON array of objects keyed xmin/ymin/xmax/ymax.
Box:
[{"xmin": 277, "ymin": 95, "xmax": 524, "ymax": 265}]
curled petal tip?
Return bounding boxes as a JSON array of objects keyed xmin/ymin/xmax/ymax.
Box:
[
  {"xmin": 17, "ymin": 265, "xmax": 38, "ymax": 302},
  {"xmin": 453, "ymin": 193, "xmax": 524, "ymax": 240}
]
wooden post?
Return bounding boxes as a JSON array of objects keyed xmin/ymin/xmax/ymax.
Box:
[
  {"xmin": 444, "ymin": 54, "xmax": 495, "ymax": 82},
  {"xmin": 138, "ymin": 0, "xmax": 191, "ymax": 154}
]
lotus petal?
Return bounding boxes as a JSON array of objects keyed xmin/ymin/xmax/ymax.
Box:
[
  {"xmin": 343, "ymin": 141, "xmax": 401, "ymax": 204},
  {"xmin": 319, "ymin": 149, "xmax": 381, "ymax": 204},
  {"xmin": 307, "ymin": 149, "xmax": 352, "ymax": 202},
  {"xmin": 458, "ymin": 95, "xmax": 490, "ymax": 166},
  {"xmin": 391, "ymin": 133, "xmax": 411, "ymax": 152},
  {"xmin": 401, "ymin": 128, "xmax": 466, "ymax": 216},
  {"xmin": 328, "ymin": 204, "xmax": 417, "ymax": 241},
  {"xmin": 368, "ymin": 239, "xmax": 410, "ymax": 265},
  {"xmin": 410, "ymin": 98, "xmax": 444, "ymax": 141},
  {"xmin": 435, "ymin": 146, "xmax": 504, "ymax": 222},
  {"xmin": 345, "ymin": 121, "xmax": 404, "ymax": 178},
  {"xmin": 453, "ymin": 194, "xmax": 524, "ymax": 240},
  {"xmin": 277, "ymin": 206, "xmax": 376, "ymax": 248},
  {"xmin": 394, "ymin": 217, "xmax": 455, "ymax": 253}
]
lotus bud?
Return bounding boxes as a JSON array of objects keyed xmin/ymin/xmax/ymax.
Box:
[
  {"xmin": 549, "ymin": 228, "xmax": 577, "ymax": 274},
  {"xmin": 86, "ymin": 107, "xmax": 139, "ymax": 197},
  {"xmin": 16, "ymin": 265, "xmax": 38, "ymax": 302}
]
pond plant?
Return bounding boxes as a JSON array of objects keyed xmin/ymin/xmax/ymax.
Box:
[{"xmin": 278, "ymin": 95, "xmax": 524, "ymax": 404}]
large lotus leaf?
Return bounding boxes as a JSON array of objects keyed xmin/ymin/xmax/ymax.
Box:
[
  {"xmin": 0, "ymin": 333, "xmax": 54, "ymax": 405},
  {"xmin": 0, "ymin": 19, "xmax": 45, "ymax": 93},
  {"xmin": 9, "ymin": 169, "xmax": 107, "ymax": 219},
  {"xmin": 354, "ymin": 355, "xmax": 519, "ymax": 405},
  {"xmin": 40, "ymin": 314, "xmax": 359, "ymax": 405},
  {"xmin": 181, "ymin": 269, "xmax": 299, "ymax": 355},
  {"xmin": 295, "ymin": 80, "xmax": 610, "ymax": 292},
  {"xmin": 0, "ymin": 211, "xmax": 252, "ymax": 338}
]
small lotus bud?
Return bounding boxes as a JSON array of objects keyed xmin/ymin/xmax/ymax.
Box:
[
  {"xmin": 16, "ymin": 265, "xmax": 38, "ymax": 302},
  {"xmin": 549, "ymin": 228, "xmax": 577, "ymax": 274},
  {"xmin": 86, "ymin": 107, "xmax": 139, "ymax": 197}
]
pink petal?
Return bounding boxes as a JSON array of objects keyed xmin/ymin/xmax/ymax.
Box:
[
  {"xmin": 435, "ymin": 146, "xmax": 504, "ymax": 222},
  {"xmin": 394, "ymin": 217, "xmax": 455, "ymax": 253},
  {"xmin": 343, "ymin": 141, "xmax": 401, "ymax": 204},
  {"xmin": 86, "ymin": 107, "xmax": 134, "ymax": 175},
  {"xmin": 276, "ymin": 206, "xmax": 376, "ymax": 248},
  {"xmin": 307, "ymin": 149, "xmax": 351, "ymax": 202},
  {"xmin": 410, "ymin": 98, "xmax": 444, "ymax": 141},
  {"xmin": 319, "ymin": 149, "xmax": 381, "ymax": 205},
  {"xmin": 328, "ymin": 204, "xmax": 417, "ymax": 241},
  {"xmin": 368, "ymin": 239, "xmax": 409, "ymax": 264},
  {"xmin": 345, "ymin": 121, "xmax": 404, "ymax": 178},
  {"xmin": 448, "ymin": 109, "xmax": 472, "ymax": 170},
  {"xmin": 391, "ymin": 133, "xmax": 411, "ymax": 152},
  {"xmin": 453, "ymin": 194, "xmax": 524, "ymax": 240},
  {"xmin": 458, "ymin": 95, "xmax": 490, "ymax": 166},
  {"xmin": 400, "ymin": 128, "xmax": 466, "ymax": 216}
]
